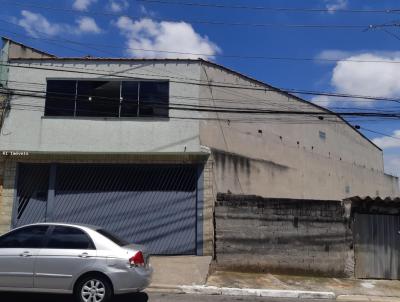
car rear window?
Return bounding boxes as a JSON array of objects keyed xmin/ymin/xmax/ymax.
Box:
[{"xmin": 97, "ymin": 229, "xmax": 129, "ymax": 246}]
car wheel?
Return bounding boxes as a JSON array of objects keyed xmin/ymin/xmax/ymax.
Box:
[{"xmin": 75, "ymin": 275, "xmax": 113, "ymax": 302}]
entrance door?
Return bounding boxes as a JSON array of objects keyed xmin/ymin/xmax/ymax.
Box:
[{"xmin": 354, "ymin": 213, "xmax": 400, "ymax": 279}]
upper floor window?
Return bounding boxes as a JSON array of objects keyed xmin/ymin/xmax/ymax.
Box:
[{"xmin": 45, "ymin": 80, "xmax": 169, "ymax": 118}]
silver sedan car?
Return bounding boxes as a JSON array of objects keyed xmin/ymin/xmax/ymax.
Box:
[{"xmin": 0, "ymin": 223, "xmax": 153, "ymax": 302}]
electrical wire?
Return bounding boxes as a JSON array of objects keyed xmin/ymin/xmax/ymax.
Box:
[
  {"xmin": 360, "ymin": 127, "xmax": 400, "ymax": 141},
  {"xmin": 2, "ymin": 63, "xmax": 400, "ymax": 105},
  {"xmin": 4, "ymin": 26, "xmax": 400, "ymax": 65},
  {"xmin": 0, "ymin": 1, "xmax": 393, "ymax": 30},
  {"xmin": 2, "ymin": 87, "xmax": 400, "ymax": 118},
  {"xmin": 136, "ymin": 0, "xmax": 400, "ymax": 14},
  {"xmin": 7, "ymin": 78, "xmax": 400, "ymax": 111}
]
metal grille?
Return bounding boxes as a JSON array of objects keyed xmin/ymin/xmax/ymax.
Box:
[
  {"xmin": 354, "ymin": 213, "xmax": 400, "ymax": 279},
  {"xmin": 14, "ymin": 164, "xmax": 50, "ymax": 227}
]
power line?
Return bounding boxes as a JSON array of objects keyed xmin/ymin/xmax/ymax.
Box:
[
  {"xmin": 0, "ymin": 1, "xmax": 394, "ymax": 30},
  {"xmin": 2, "ymin": 62, "xmax": 400, "ymax": 106},
  {"xmin": 1, "ymin": 0, "xmax": 398, "ymax": 17},
  {"xmin": 4, "ymin": 88, "xmax": 397, "ymax": 125},
  {"xmin": 5, "ymin": 27, "xmax": 400, "ymax": 65},
  {"xmin": 3, "ymin": 19, "xmax": 400, "ymax": 66},
  {"xmin": 6, "ymin": 78, "xmax": 400, "ymax": 108},
  {"xmin": 2, "ymin": 62, "xmax": 400, "ymax": 142},
  {"xmin": 381, "ymin": 28, "xmax": 400, "ymax": 42},
  {"xmin": 4, "ymin": 18, "xmax": 397, "ymax": 111},
  {"xmin": 3, "ymin": 87, "xmax": 400, "ymax": 118},
  {"xmin": 360, "ymin": 127, "xmax": 400, "ymax": 141},
  {"xmin": 137, "ymin": 0, "xmax": 400, "ymax": 14}
]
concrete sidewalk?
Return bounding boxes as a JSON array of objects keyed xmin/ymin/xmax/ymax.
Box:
[
  {"xmin": 149, "ymin": 256, "xmax": 212, "ymax": 288},
  {"xmin": 147, "ymin": 257, "xmax": 400, "ymax": 301},
  {"xmin": 205, "ymin": 271, "xmax": 400, "ymax": 301}
]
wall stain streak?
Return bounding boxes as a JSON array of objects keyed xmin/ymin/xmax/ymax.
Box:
[{"xmin": 212, "ymin": 148, "xmax": 290, "ymax": 177}]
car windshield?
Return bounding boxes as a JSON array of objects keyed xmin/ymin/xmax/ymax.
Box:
[{"xmin": 97, "ymin": 229, "xmax": 130, "ymax": 246}]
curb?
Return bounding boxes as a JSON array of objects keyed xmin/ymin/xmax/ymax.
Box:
[
  {"xmin": 179, "ymin": 285, "xmax": 336, "ymax": 299},
  {"xmin": 147, "ymin": 284, "xmax": 184, "ymax": 294},
  {"xmin": 337, "ymin": 295, "xmax": 400, "ymax": 302}
]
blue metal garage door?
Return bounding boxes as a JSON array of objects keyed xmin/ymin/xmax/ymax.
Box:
[{"xmin": 13, "ymin": 164, "xmax": 200, "ymax": 255}]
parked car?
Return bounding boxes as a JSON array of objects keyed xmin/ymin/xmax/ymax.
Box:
[{"xmin": 0, "ymin": 223, "xmax": 153, "ymax": 302}]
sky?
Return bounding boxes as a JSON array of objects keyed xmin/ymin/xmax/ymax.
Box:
[{"xmin": 0, "ymin": 0, "xmax": 399, "ymax": 180}]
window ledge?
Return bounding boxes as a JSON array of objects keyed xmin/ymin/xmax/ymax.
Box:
[{"xmin": 41, "ymin": 116, "xmax": 171, "ymax": 122}]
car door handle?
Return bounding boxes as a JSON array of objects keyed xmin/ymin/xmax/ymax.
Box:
[
  {"xmin": 19, "ymin": 251, "xmax": 32, "ymax": 257},
  {"xmin": 78, "ymin": 252, "xmax": 89, "ymax": 258}
]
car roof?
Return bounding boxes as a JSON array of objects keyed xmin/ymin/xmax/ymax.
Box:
[{"xmin": 17, "ymin": 222, "xmax": 101, "ymax": 231}]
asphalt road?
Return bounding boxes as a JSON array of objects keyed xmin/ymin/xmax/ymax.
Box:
[{"xmin": 0, "ymin": 292, "xmax": 348, "ymax": 302}]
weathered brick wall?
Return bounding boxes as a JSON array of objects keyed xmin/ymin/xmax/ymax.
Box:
[
  {"xmin": 0, "ymin": 161, "xmax": 16, "ymax": 234},
  {"xmin": 215, "ymin": 194, "xmax": 354, "ymax": 277},
  {"xmin": 202, "ymin": 155, "xmax": 216, "ymax": 257}
]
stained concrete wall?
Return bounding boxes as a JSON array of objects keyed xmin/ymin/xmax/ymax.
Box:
[
  {"xmin": 1, "ymin": 60, "xmax": 203, "ymax": 154},
  {"xmin": 199, "ymin": 63, "xmax": 399, "ymax": 199},
  {"xmin": 215, "ymin": 194, "xmax": 354, "ymax": 277}
]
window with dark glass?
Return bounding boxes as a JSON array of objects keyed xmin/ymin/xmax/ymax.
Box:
[
  {"xmin": 45, "ymin": 80, "xmax": 169, "ymax": 118},
  {"xmin": 120, "ymin": 81, "xmax": 139, "ymax": 117},
  {"xmin": 46, "ymin": 226, "xmax": 95, "ymax": 250},
  {"xmin": 0, "ymin": 225, "xmax": 48, "ymax": 248},
  {"xmin": 139, "ymin": 81, "xmax": 169, "ymax": 117},
  {"xmin": 45, "ymin": 80, "xmax": 76, "ymax": 116},
  {"xmin": 76, "ymin": 81, "xmax": 120, "ymax": 117}
]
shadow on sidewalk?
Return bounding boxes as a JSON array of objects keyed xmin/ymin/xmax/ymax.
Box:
[{"xmin": 1, "ymin": 292, "xmax": 149, "ymax": 302}]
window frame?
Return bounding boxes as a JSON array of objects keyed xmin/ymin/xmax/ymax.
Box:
[
  {"xmin": 0, "ymin": 225, "xmax": 50, "ymax": 249},
  {"xmin": 44, "ymin": 225, "xmax": 96, "ymax": 250},
  {"xmin": 44, "ymin": 78, "xmax": 170, "ymax": 119}
]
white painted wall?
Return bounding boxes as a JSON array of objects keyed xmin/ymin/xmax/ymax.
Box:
[
  {"xmin": 199, "ymin": 63, "xmax": 399, "ymax": 199},
  {"xmin": 1, "ymin": 60, "xmax": 203, "ymax": 153},
  {"xmin": 1, "ymin": 59, "xmax": 398, "ymax": 199}
]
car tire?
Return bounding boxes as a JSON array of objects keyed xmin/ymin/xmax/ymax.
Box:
[{"xmin": 74, "ymin": 274, "xmax": 113, "ymax": 302}]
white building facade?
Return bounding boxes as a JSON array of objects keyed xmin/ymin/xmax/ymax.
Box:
[{"xmin": 0, "ymin": 38, "xmax": 398, "ymax": 256}]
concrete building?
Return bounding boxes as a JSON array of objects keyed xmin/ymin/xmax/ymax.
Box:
[{"xmin": 0, "ymin": 37, "xmax": 398, "ymax": 256}]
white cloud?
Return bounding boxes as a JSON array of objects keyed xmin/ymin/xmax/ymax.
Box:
[
  {"xmin": 333, "ymin": 54, "xmax": 400, "ymax": 100},
  {"xmin": 76, "ymin": 17, "xmax": 102, "ymax": 34},
  {"xmin": 140, "ymin": 5, "xmax": 155, "ymax": 17},
  {"xmin": 108, "ymin": 0, "xmax": 129, "ymax": 13},
  {"xmin": 373, "ymin": 130, "xmax": 400, "ymax": 149},
  {"xmin": 73, "ymin": 0, "xmax": 97, "ymax": 11},
  {"xmin": 18, "ymin": 10, "xmax": 62, "ymax": 37},
  {"xmin": 115, "ymin": 17, "xmax": 220, "ymax": 59},
  {"xmin": 315, "ymin": 50, "xmax": 353, "ymax": 64},
  {"xmin": 312, "ymin": 52, "xmax": 400, "ymax": 107},
  {"xmin": 325, "ymin": 0, "xmax": 348, "ymax": 14},
  {"xmin": 17, "ymin": 10, "xmax": 102, "ymax": 37}
]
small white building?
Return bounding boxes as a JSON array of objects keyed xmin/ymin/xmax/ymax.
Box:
[{"xmin": 0, "ymin": 38, "xmax": 398, "ymax": 256}]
